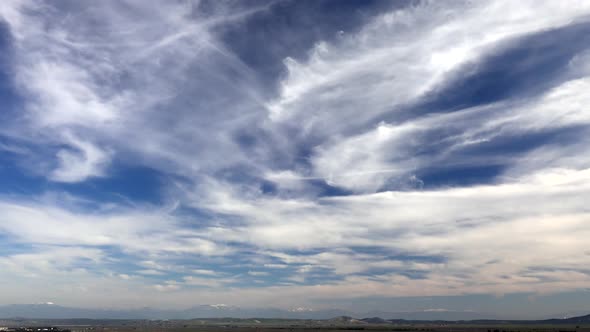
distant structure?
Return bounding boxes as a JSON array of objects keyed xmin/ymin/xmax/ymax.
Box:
[{"xmin": 1, "ymin": 328, "xmax": 70, "ymax": 332}]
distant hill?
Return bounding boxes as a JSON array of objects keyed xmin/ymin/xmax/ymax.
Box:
[
  {"xmin": 363, "ymin": 310, "xmax": 502, "ymax": 321},
  {"xmin": 379, "ymin": 313, "xmax": 590, "ymax": 325},
  {"xmin": 0, "ymin": 303, "xmax": 351, "ymax": 320},
  {"xmin": 544, "ymin": 314, "xmax": 590, "ymax": 324},
  {"xmin": 326, "ymin": 316, "xmax": 365, "ymax": 324},
  {"xmin": 360, "ymin": 317, "xmax": 388, "ymax": 324},
  {"xmin": 0, "ymin": 303, "xmax": 589, "ymax": 323}
]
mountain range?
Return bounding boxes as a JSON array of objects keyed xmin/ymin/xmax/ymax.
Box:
[{"xmin": 0, "ymin": 303, "xmax": 589, "ymax": 322}]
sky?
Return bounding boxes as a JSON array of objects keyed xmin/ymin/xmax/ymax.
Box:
[{"xmin": 0, "ymin": 0, "xmax": 590, "ymax": 319}]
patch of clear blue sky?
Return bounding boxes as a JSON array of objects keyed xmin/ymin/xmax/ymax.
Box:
[{"xmin": 0, "ymin": 151, "xmax": 165, "ymax": 205}]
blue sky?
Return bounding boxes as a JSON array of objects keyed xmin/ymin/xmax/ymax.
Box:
[{"xmin": 1, "ymin": 0, "xmax": 590, "ymax": 318}]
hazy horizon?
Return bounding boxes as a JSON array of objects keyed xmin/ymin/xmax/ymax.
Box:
[
  {"xmin": 1, "ymin": 295, "xmax": 590, "ymax": 321},
  {"xmin": 1, "ymin": 0, "xmax": 590, "ymax": 319}
]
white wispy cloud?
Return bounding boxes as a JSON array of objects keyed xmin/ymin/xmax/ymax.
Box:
[
  {"xmin": 50, "ymin": 132, "xmax": 112, "ymax": 182},
  {"xmin": 265, "ymin": 1, "xmax": 590, "ymax": 191},
  {"xmin": 0, "ymin": 197, "xmax": 229, "ymax": 256},
  {"xmin": 0, "ymin": 0, "xmax": 268, "ymax": 183}
]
